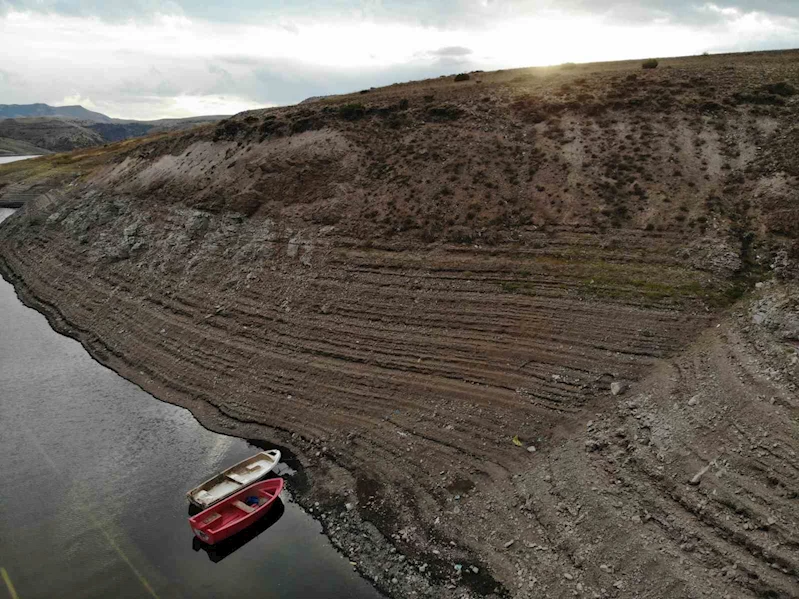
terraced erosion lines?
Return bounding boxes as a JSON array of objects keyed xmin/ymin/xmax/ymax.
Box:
[
  {"xmin": 1, "ymin": 50, "xmax": 799, "ymax": 598},
  {"xmin": 0, "ymin": 215, "xmax": 700, "ymax": 439}
]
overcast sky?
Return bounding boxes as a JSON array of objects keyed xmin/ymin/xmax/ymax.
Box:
[{"xmin": 1, "ymin": 1, "xmax": 797, "ymax": 120}]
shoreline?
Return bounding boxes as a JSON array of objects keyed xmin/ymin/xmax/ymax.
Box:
[{"xmin": 0, "ymin": 250, "xmax": 498, "ymax": 599}]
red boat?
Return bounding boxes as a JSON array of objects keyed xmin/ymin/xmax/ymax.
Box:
[{"xmin": 189, "ymin": 478, "xmax": 284, "ymax": 545}]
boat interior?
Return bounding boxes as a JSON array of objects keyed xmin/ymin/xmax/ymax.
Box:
[
  {"xmin": 225, "ymin": 452, "xmax": 277, "ymax": 483},
  {"xmin": 197, "ymin": 483, "xmax": 282, "ymax": 533}
]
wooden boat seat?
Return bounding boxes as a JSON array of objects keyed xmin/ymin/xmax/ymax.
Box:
[
  {"xmin": 233, "ymin": 500, "xmax": 256, "ymax": 514},
  {"xmin": 201, "ymin": 512, "xmax": 222, "ymax": 525},
  {"xmin": 226, "ymin": 473, "xmax": 248, "ymax": 484}
]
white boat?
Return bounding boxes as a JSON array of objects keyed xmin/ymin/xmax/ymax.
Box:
[{"xmin": 187, "ymin": 450, "xmax": 282, "ymax": 509}]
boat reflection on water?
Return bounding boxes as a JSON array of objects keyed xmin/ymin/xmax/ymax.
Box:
[{"xmin": 191, "ymin": 498, "xmax": 286, "ymax": 563}]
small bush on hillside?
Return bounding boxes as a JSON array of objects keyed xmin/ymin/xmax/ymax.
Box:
[
  {"xmin": 642, "ymin": 59, "xmax": 659, "ymax": 69},
  {"xmin": 447, "ymin": 226, "xmax": 474, "ymax": 243},
  {"xmin": 510, "ymin": 95, "xmax": 563, "ymax": 123},
  {"xmin": 384, "ymin": 114, "xmax": 408, "ymax": 129},
  {"xmin": 427, "ymin": 105, "xmax": 464, "ymax": 121},
  {"xmin": 339, "ymin": 103, "xmax": 366, "ymax": 120},
  {"xmin": 454, "ymin": 73, "xmax": 471, "ymax": 82},
  {"xmin": 761, "ymin": 81, "xmax": 796, "ymax": 97},
  {"xmin": 213, "ymin": 118, "xmax": 249, "ymax": 141},
  {"xmin": 732, "ymin": 91, "xmax": 786, "ymax": 106}
]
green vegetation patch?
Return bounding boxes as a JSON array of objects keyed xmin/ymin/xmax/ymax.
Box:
[{"xmin": 494, "ymin": 255, "xmax": 738, "ymax": 308}]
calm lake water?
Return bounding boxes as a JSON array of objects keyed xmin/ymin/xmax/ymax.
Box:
[
  {"xmin": 0, "ymin": 155, "xmax": 40, "ymax": 164},
  {"xmin": 0, "ymin": 208, "xmax": 382, "ymax": 599}
]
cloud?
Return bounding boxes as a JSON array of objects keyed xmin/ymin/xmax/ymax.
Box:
[
  {"xmin": 430, "ymin": 46, "xmax": 473, "ymax": 57},
  {"xmin": 0, "ymin": 0, "xmax": 184, "ymax": 21},
  {"xmin": 3, "ymin": 0, "xmax": 799, "ymax": 27},
  {"xmin": 537, "ymin": 1, "xmax": 799, "ymax": 25}
]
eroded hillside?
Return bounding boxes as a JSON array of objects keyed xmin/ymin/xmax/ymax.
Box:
[{"xmin": 1, "ymin": 50, "xmax": 798, "ymax": 599}]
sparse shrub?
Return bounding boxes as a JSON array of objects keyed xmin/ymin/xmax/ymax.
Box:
[
  {"xmin": 290, "ymin": 116, "xmax": 322, "ymax": 134},
  {"xmin": 339, "ymin": 103, "xmax": 366, "ymax": 120},
  {"xmin": 454, "ymin": 73, "xmax": 471, "ymax": 82},
  {"xmin": 642, "ymin": 59, "xmax": 659, "ymax": 69},
  {"xmin": 397, "ymin": 215, "xmax": 416, "ymax": 231},
  {"xmin": 384, "ymin": 114, "xmax": 408, "ymax": 129},
  {"xmin": 213, "ymin": 118, "xmax": 249, "ymax": 141},
  {"xmin": 311, "ymin": 210, "xmax": 342, "ymax": 225},
  {"xmin": 761, "ymin": 82, "xmax": 796, "ymax": 97},
  {"xmin": 426, "ymin": 105, "xmax": 463, "ymax": 121},
  {"xmin": 697, "ymin": 100, "xmax": 724, "ymax": 112},
  {"xmin": 259, "ymin": 116, "xmax": 285, "ymax": 139},
  {"xmin": 510, "ymin": 95, "xmax": 563, "ymax": 123},
  {"xmin": 731, "ymin": 91, "xmax": 785, "ymax": 106}
]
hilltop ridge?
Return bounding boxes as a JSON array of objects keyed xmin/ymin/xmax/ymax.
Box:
[{"xmin": 0, "ymin": 102, "xmax": 113, "ymax": 122}]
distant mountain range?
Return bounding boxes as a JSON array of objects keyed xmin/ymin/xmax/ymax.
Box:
[
  {"xmin": 0, "ymin": 103, "xmax": 228, "ymax": 156},
  {"xmin": 0, "ymin": 103, "xmax": 115, "ymax": 123}
]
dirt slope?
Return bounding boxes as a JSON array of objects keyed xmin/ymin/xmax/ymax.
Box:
[{"xmin": 1, "ymin": 50, "xmax": 798, "ymax": 598}]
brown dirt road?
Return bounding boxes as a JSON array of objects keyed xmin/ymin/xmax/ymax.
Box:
[{"xmin": 1, "ymin": 50, "xmax": 798, "ymax": 598}]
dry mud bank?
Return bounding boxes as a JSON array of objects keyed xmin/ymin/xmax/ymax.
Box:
[{"xmin": 1, "ymin": 50, "xmax": 798, "ymax": 598}]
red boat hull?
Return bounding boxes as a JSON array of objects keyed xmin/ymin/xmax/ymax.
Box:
[{"xmin": 189, "ymin": 478, "xmax": 284, "ymax": 545}]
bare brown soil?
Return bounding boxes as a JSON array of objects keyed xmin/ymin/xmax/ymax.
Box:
[{"xmin": 1, "ymin": 49, "xmax": 798, "ymax": 598}]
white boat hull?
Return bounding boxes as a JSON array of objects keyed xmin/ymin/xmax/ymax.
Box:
[{"xmin": 187, "ymin": 449, "xmax": 282, "ymax": 508}]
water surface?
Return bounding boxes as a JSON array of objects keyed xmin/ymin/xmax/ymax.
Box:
[{"xmin": 0, "ymin": 155, "xmax": 40, "ymax": 164}]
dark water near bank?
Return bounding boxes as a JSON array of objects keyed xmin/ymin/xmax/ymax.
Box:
[{"xmin": 0, "ymin": 208, "xmax": 382, "ymax": 598}]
